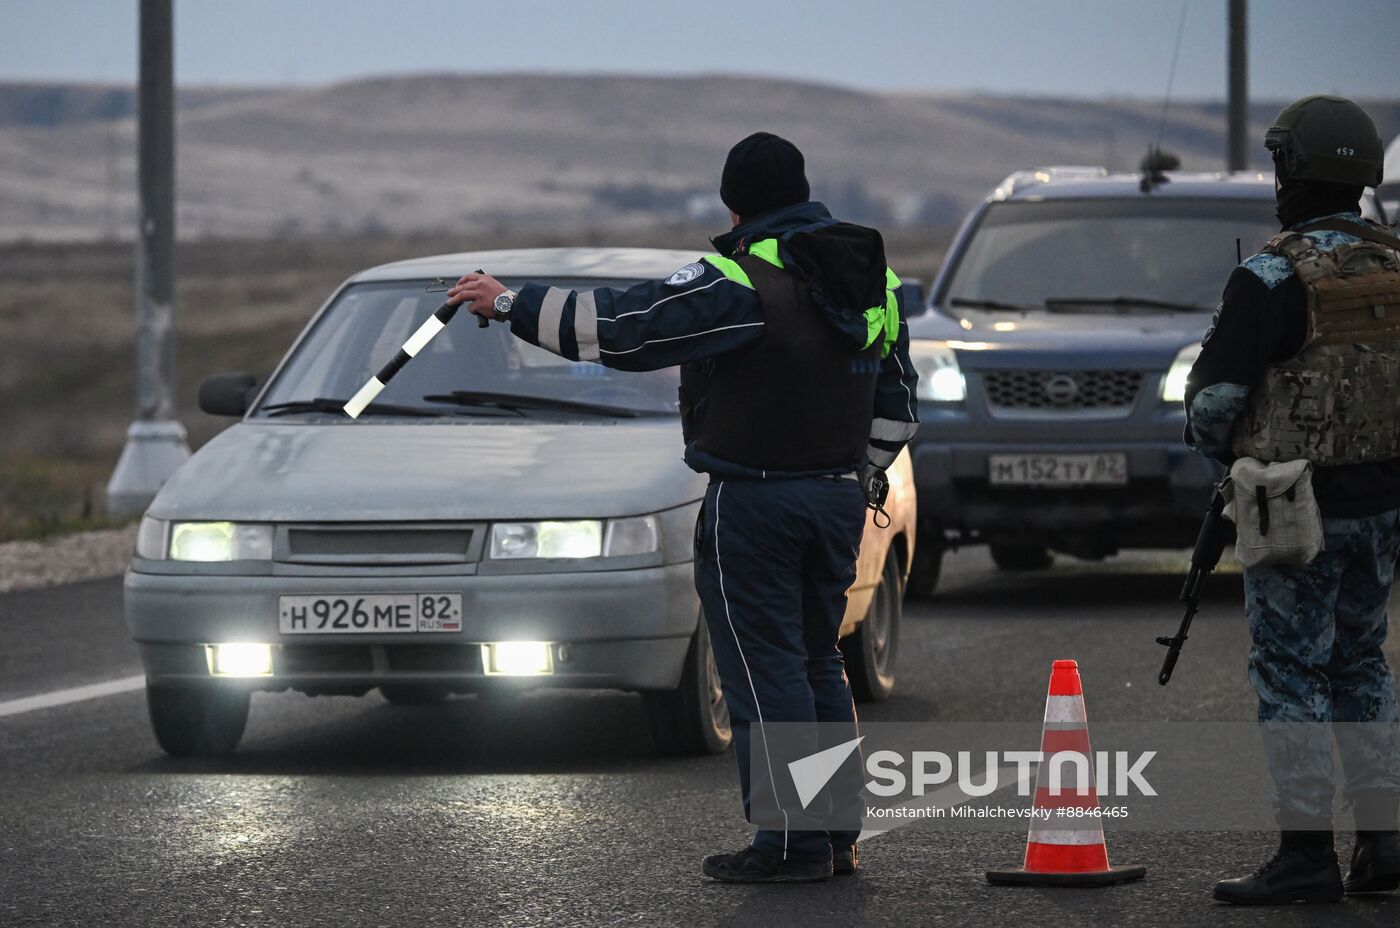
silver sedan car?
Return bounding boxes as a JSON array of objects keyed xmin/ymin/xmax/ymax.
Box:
[{"xmin": 126, "ymin": 248, "xmax": 915, "ymax": 757}]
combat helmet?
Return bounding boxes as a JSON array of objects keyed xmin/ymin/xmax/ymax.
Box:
[{"xmin": 1265, "ymin": 95, "xmax": 1384, "ymax": 186}]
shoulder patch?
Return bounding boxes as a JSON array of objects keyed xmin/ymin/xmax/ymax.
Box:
[
  {"xmin": 1241, "ymin": 253, "xmax": 1294, "ymax": 290},
  {"xmin": 665, "ymin": 263, "xmax": 705, "ymax": 287}
]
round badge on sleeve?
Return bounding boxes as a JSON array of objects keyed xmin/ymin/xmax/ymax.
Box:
[{"xmin": 666, "ymin": 263, "xmax": 705, "ymax": 287}]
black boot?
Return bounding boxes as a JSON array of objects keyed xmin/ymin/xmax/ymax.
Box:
[
  {"xmin": 833, "ymin": 843, "xmax": 859, "ymax": 876},
  {"xmin": 701, "ymin": 845, "xmax": 832, "ymax": 883},
  {"xmin": 1213, "ymin": 831, "xmax": 1344, "ymax": 905},
  {"xmin": 1346, "ymin": 793, "xmax": 1400, "ymax": 894}
]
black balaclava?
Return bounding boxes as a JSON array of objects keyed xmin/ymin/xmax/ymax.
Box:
[{"xmin": 1273, "ymin": 152, "xmax": 1365, "ymax": 229}]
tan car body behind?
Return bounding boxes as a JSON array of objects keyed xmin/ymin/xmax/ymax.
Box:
[{"xmin": 840, "ymin": 448, "xmax": 916, "ymax": 639}]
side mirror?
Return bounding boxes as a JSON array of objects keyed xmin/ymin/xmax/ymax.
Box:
[{"xmin": 198, "ymin": 373, "xmax": 258, "ymax": 417}]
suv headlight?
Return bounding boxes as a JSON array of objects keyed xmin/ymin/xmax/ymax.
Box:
[
  {"xmin": 160, "ymin": 521, "xmax": 274, "ymax": 561},
  {"xmin": 909, "ymin": 339, "xmax": 967, "ymax": 402},
  {"xmin": 1161, "ymin": 343, "xmax": 1202, "ymax": 404}
]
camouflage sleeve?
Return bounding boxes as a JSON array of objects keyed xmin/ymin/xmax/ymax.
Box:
[
  {"xmin": 1185, "ymin": 383, "xmax": 1249, "ymax": 460},
  {"xmin": 1181, "ymin": 265, "xmax": 1306, "ymax": 462}
]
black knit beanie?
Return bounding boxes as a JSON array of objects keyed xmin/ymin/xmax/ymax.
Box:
[{"xmin": 720, "ymin": 132, "xmax": 810, "ymax": 219}]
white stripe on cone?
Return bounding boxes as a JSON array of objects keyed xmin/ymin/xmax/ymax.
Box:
[
  {"xmin": 1043, "ymin": 694, "xmax": 1088, "ymax": 724},
  {"xmin": 1026, "ymin": 828, "xmax": 1108, "ymax": 846}
]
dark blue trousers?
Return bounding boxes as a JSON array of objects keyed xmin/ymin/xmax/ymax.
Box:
[{"xmin": 693, "ymin": 475, "xmax": 868, "ymax": 862}]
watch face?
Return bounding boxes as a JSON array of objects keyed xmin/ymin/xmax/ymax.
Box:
[{"xmin": 494, "ymin": 292, "xmax": 514, "ymax": 314}]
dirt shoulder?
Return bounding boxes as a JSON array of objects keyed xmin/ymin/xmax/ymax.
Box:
[{"xmin": 0, "ymin": 524, "xmax": 137, "ymax": 594}]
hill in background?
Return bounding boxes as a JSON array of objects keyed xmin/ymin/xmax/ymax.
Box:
[{"xmin": 5, "ymin": 73, "xmax": 1397, "ymax": 241}]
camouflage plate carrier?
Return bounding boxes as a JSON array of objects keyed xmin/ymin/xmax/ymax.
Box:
[{"xmin": 1233, "ymin": 220, "xmax": 1400, "ymax": 466}]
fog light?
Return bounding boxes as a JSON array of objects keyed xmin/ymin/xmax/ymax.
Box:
[
  {"xmin": 208, "ymin": 643, "xmax": 273, "ymax": 677},
  {"xmin": 482, "ymin": 641, "xmax": 553, "ymax": 676}
]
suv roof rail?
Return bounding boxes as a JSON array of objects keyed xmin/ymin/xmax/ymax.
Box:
[{"xmin": 992, "ymin": 166, "xmax": 1110, "ymax": 200}]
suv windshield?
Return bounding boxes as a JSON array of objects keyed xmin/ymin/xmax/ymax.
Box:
[
  {"xmin": 255, "ymin": 278, "xmax": 679, "ymax": 418},
  {"xmin": 940, "ymin": 198, "xmax": 1279, "ymax": 313}
]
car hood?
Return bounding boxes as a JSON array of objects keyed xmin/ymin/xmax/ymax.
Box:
[
  {"xmin": 910, "ymin": 305, "xmax": 1210, "ymax": 367},
  {"xmin": 148, "ymin": 419, "xmax": 704, "ymax": 521}
]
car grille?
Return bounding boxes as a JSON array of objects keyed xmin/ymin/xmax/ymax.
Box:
[
  {"xmin": 276, "ymin": 645, "xmax": 483, "ymax": 675},
  {"xmin": 386, "ymin": 645, "xmax": 483, "ymax": 674},
  {"xmin": 280, "ymin": 645, "xmax": 374, "ymax": 674},
  {"xmin": 281, "ymin": 524, "xmax": 483, "ymax": 566},
  {"xmin": 982, "ymin": 370, "xmax": 1144, "ymax": 411}
]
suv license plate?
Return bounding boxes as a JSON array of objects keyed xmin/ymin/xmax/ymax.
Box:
[
  {"xmin": 278, "ymin": 594, "xmax": 463, "ymax": 634},
  {"xmin": 988, "ymin": 453, "xmax": 1128, "ymax": 486}
]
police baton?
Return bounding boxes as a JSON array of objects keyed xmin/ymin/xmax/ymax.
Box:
[{"xmin": 344, "ymin": 270, "xmax": 488, "ymax": 418}]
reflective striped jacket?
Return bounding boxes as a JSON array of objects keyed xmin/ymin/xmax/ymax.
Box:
[{"xmin": 508, "ymin": 210, "xmax": 919, "ymax": 473}]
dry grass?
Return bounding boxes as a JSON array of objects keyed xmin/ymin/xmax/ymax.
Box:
[{"xmin": 0, "ymin": 226, "xmax": 951, "ymax": 540}]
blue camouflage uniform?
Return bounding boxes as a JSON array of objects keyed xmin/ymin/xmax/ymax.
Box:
[{"xmin": 1185, "ymin": 211, "xmax": 1400, "ymax": 822}]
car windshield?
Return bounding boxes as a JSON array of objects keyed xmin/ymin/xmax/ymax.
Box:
[
  {"xmin": 254, "ymin": 278, "xmax": 679, "ymax": 418},
  {"xmin": 939, "ymin": 198, "xmax": 1279, "ymax": 313}
]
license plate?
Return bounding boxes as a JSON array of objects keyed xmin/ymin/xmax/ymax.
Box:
[
  {"xmin": 278, "ymin": 594, "xmax": 463, "ymax": 634},
  {"xmin": 988, "ymin": 453, "xmax": 1128, "ymax": 486}
]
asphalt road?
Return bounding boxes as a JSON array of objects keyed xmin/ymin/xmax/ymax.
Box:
[{"xmin": 2, "ymin": 549, "xmax": 1398, "ymax": 928}]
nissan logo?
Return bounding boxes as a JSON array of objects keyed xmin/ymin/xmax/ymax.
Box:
[{"xmin": 1043, "ymin": 374, "xmax": 1080, "ymax": 404}]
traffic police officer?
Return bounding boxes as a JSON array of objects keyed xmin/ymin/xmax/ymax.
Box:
[
  {"xmin": 448, "ymin": 132, "xmax": 919, "ymax": 882},
  {"xmin": 1184, "ymin": 96, "xmax": 1400, "ymax": 904}
]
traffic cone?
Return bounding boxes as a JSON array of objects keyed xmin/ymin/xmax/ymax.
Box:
[{"xmin": 986, "ymin": 659, "xmax": 1146, "ymax": 887}]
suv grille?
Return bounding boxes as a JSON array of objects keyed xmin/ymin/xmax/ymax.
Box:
[{"xmin": 983, "ymin": 370, "xmax": 1144, "ymax": 411}]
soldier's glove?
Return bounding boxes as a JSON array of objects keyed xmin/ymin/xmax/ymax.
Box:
[{"xmin": 859, "ymin": 463, "xmax": 891, "ymax": 528}]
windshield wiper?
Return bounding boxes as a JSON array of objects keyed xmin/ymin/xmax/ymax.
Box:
[
  {"xmin": 948, "ymin": 297, "xmax": 1041, "ymax": 313},
  {"xmin": 422, "ymin": 390, "xmax": 645, "ymax": 419},
  {"xmin": 259, "ymin": 397, "xmax": 438, "ymax": 418},
  {"xmin": 1044, "ymin": 296, "xmax": 1208, "ymax": 313}
]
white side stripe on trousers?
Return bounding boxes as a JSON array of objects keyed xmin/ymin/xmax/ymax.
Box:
[{"xmin": 714, "ymin": 481, "xmax": 790, "ymax": 858}]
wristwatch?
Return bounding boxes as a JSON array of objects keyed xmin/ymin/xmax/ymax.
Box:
[{"xmin": 493, "ymin": 289, "xmax": 517, "ymax": 320}]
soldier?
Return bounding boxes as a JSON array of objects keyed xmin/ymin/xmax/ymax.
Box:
[{"xmin": 1184, "ymin": 95, "xmax": 1400, "ymax": 904}]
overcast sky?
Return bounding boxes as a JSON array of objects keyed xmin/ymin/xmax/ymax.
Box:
[{"xmin": 3, "ymin": 0, "xmax": 1397, "ymax": 100}]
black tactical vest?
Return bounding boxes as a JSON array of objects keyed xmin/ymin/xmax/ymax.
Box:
[{"xmin": 679, "ymin": 254, "xmax": 881, "ymax": 474}]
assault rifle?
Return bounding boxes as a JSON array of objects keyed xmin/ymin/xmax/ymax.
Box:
[{"xmin": 1156, "ymin": 480, "xmax": 1231, "ymax": 685}]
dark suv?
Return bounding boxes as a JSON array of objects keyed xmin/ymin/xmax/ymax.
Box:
[{"xmin": 902, "ymin": 167, "xmax": 1385, "ymax": 595}]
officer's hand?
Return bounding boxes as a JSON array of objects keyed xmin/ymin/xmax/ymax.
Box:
[
  {"xmin": 446, "ymin": 272, "xmax": 507, "ymax": 321},
  {"xmin": 859, "ymin": 463, "xmax": 890, "ymax": 510}
]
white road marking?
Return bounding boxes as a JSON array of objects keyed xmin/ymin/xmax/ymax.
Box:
[{"xmin": 0, "ymin": 674, "xmax": 145, "ymax": 719}]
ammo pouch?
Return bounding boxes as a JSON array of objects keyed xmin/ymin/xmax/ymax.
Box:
[{"xmin": 1221, "ymin": 457, "xmax": 1322, "ymax": 568}]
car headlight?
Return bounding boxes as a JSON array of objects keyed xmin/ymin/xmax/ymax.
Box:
[
  {"xmin": 603, "ymin": 515, "xmax": 659, "ymax": 557},
  {"xmin": 488, "ymin": 516, "xmax": 660, "ymax": 560},
  {"xmin": 1161, "ymin": 343, "xmax": 1202, "ymax": 404},
  {"xmin": 909, "ymin": 339, "xmax": 967, "ymax": 402},
  {"xmin": 167, "ymin": 521, "xmax": 273, "ymax": 561},
  {"xmin": 135, "ymin": 516, "xmax": 168, "ymax": 559},
  {"xmin": 490, "ymin": 520, "xmax": 604, "ymax": 559}
]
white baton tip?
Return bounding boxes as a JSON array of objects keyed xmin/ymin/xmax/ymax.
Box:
[{"xmin": 343, "ymin": 377, "xmax": 385, "ymax": 418}]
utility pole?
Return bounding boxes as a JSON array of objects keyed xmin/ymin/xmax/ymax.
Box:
[
  {"xmin": 1226, "ymin": 0, "xmax": 1249, "ymax": 172},
  {"xmin": 107, "ymin": 0, "xmax": 190, "ymax": 518}
]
